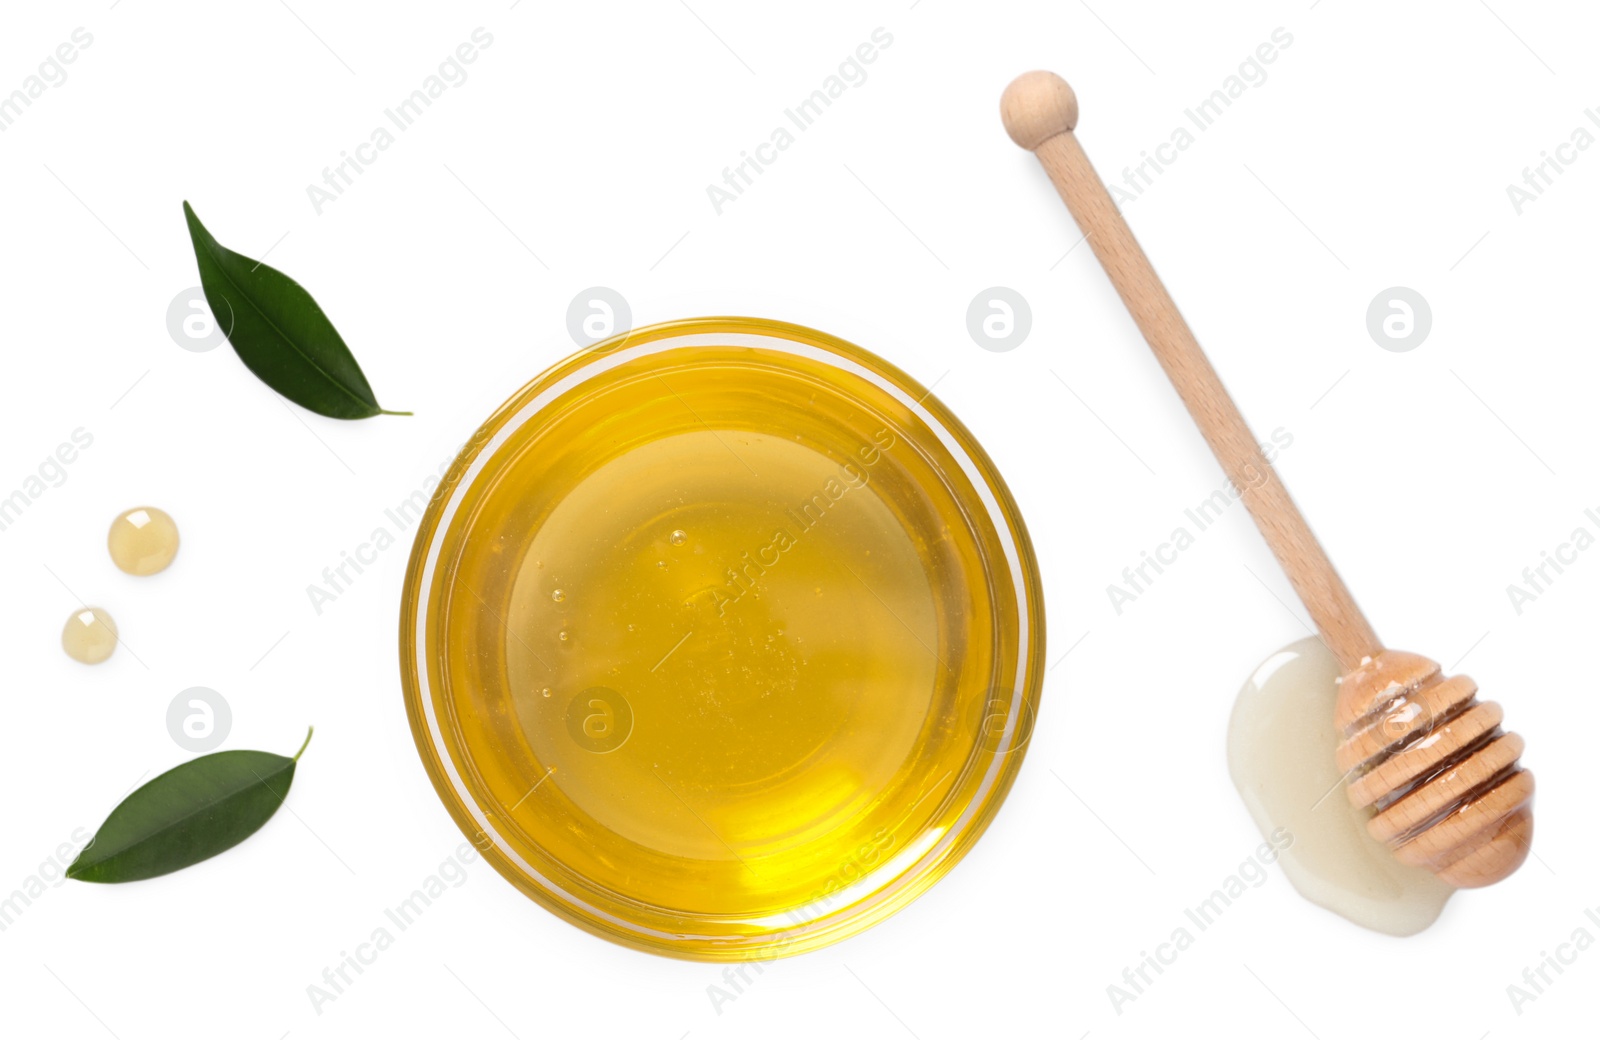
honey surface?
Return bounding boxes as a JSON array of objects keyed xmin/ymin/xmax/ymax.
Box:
[{"xmin": 420, "ymin": 341, "xmax": 1035, "ymax": 943}]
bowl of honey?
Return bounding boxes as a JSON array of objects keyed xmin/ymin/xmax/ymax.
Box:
[{"xmin": 400, "ymin": 317, "xmax": 1044, "ymax": 958}]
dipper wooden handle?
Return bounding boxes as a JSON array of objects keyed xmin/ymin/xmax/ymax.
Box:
[
  {"xmin": 1001, "ymin": 71, "xmax": 1376, "ymax": 669},
  {"xmin": 1003, "ymin": 70, "xmax": 1532, "ymax": 888}
]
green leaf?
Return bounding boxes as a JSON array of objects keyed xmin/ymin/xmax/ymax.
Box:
[
  {"xmin": 182, "ymin": 201, "xmax": 408, "ymax": 419},
  {"xmin": 68, "ymin": 727, "xmax": 314, "ymax": 883}
]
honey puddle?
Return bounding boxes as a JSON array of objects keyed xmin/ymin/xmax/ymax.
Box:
[{"xmin": 1227, "ymin": 637, "xmax": 1454, "ymax": 936}]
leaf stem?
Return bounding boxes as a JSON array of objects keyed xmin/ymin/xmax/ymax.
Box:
[
  {"xmin": 293, "ymin": 726, "xmax": 315, "ymax": 762},
  {"xmin": 378, "ymin": 409, "xmax": 414, "ymax": 416}
]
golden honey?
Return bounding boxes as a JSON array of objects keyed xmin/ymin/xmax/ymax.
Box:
[
  {"xmin": 1228, "ymin": 637, "xmax": 1453, "ymax": 935},
  {"xmin": 401, "ymin": 318, "xmax": 1044, "ymax": 958},
  {"xmin": 108, "ymin": 506, "xmax": 180, "ymax": 575},
  {"xmin": 62, "ymin": 606, "xmax": 118, "ymax": 664}
]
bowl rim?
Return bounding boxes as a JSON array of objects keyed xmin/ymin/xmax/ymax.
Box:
[{"xmin": 398, "ymin": 316, "xmax": 1046, "ymax": 959}]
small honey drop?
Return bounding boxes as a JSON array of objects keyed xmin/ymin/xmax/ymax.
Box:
[
  {"xmin": 552, "ymin": 589, "xmax": 566, "ymax": 603},
  {"xmin": 669, "ymin": 529, "xmax": 687, "ymax": 546},
  {"xmin": 108, "ymin": 506, "xmax": 180, "ymax": 576},
  {"xmin": 558, "ymin": 630, "xmax": 570, "ymax": 643},
  {"xmin": 62, "ymin": 607, "xmax": 118, "ymax": 665},
  {"xmin": 540, "ymin": 687, "xmax": 552, "ymax": 698}
]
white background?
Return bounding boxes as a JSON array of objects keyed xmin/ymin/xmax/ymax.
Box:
[{"xmin": 1, "ymin": 1, "xmax": 1596, "ymax": 1037}]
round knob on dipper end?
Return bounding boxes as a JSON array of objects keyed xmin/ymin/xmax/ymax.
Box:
[{"xmin": 1001, "ymin": 71, "xmax": 1078, "ymax": 150}]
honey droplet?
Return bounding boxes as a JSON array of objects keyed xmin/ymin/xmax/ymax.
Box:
[
  {"xmin": 62, "ymin": 607, "xmax": 118, "ymax": 665},
  {"xmin": 540, "ymin": 687, "xmax": 552, "ymax": 698},
  {"xmin": 669, "ymin": 529, "xmax": 687, "ymax": 546},
  {"xmin": 108, "ymin": 506, "xmax": 180, "ymax": 576},
  {"xmin": 558, "ymin": 630, "xmax": 570, "ymax": 643},
  {"xmin": 552, "ymin": 589, "xmax": 566, "ymax": 603}
]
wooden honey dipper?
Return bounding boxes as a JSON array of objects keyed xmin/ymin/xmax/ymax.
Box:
[{"xmin": 1001, "ymin": 71, "xmax": 1533, "ymax": 888}]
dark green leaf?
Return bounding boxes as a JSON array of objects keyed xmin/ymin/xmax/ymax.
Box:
[
  {"xmin": 183, "ymin": 201, "xmax": 408, "ymax": 419},
  {"xmin": 68, "ymin": 728, "xmax": 313, "ymax": 883}
]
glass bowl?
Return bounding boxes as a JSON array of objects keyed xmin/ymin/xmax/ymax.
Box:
[{"xmin": 399, "ymin": 317, "xmax": 1044, "ymax": 959}]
